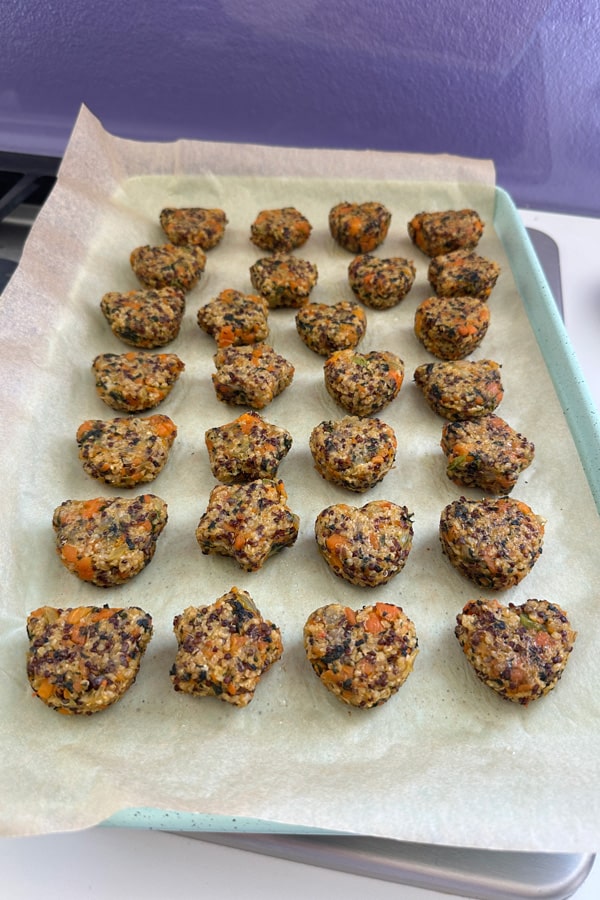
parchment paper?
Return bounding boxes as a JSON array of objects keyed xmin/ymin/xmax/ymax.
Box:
[{"xmin": 1, "ymin": 105, "xmax": 599, "ymax": 849}]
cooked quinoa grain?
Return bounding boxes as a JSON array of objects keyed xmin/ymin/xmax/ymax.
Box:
[
  {"xmin": 76, "ymin": 414, "xmax": 178, "ymax": 487},
  {"xmin": 413, "ymin": 359, "xmax": 503, "ymax": 420},
  {"xmin": 250, "ymin": 207, "xmax": 312, "ymax": 252},
  {"xmin": 212, "ymin": 343, "xmax": 294, "ymax": 409},
  {"xmin": 441, "ymin": 414, "xmax": 535, "ymax": 494},
  {"xmin": 455, "ymin": 598, "xmax": 576, "ymax": 705},
  {"xmin": 197, "ymin": 289, "xmax": 269, "ymax": 348},
  {"xmin": 92, "ymin": 351, "xmax": 185, "ymax": 412},
  {"xmin": 329, "ymin": 202, "xmax": 391, "ymax": 253},
  {"xmin": 170, "ymin": 588, "xmax": 283, "ymax": 707},
  {"xmin": 159, "ymin": 207, "xmax": 228, "ymax": 249},
  {"xmin": 205, "ymin": 411, "xmax": 292, "ymax": 484},
  {"xmin": 408, "ymin": 209, "xmax": 484, "ymax": 257},
  {"xmin": 304, "ymin": 602, "xmax": 418, "ymax": 708},
  {"xmin": 309, "ymin": 416, "xmax": 397, "ymax": 492},
  {"xmin": 439, "ymin": 496, "xmax": 545, "ymax": 589},
  {"xmin": 324, "ymin": 348, "xmax": 404, "ymax": 417},
  {"xmin": 130, "ymin": 243, "xmax": 206, "ymax": 292},
  {"xmin": 295, "ymin": 300, "xmax": 367, "ymax": 356},
  {"xmin": 100, "ymin": 287, "xmax": 185, "ymax": 348},
  {"xmin": 414, "ymin": 295, "xmax": 491, "ymax": 360},
  {"xmin": 53, "ymin": 494, "xmax": 168, "ymax": 587},
  {"xmin": 26, "ymin": 605, "xmax": 153, "ymax": 715},
  {"xmin": 315, "ymin": 500, "xmax": 413, "ymax": 587},
  {"xmin": 195, "ymin": 478, "xmax": 299, "ymax": 571},
  {"xmin": 348, "ymin": 254, "xmax": 416, "ymax": 309},
  {"xmin": 249, "ymin": 254, "xmax": 318, "ymax": 308},
  {"xmin": 428, "ymin": 249, "xmax": 500, "ymax": 300}
]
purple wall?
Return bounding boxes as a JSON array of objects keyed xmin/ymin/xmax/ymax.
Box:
[{"xmin": 1, "ymin": 1, "xmax": 598, "ymax": 214}]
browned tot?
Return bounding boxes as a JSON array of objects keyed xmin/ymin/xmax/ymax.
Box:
[
  {"xmin": 76, "ymin": 414, "xmax": 178, "ymax": 487},
  {"xmin": 92, "ymin": 351, "xmax": 185, "ymax": 412},
  {"xmin": 53, "ymin": 494, "xmax": 168, "ymax": 587},
  {"xmin": 329, "ymin": 201, "xmax": 391, "ymax": 253},
  {"xmin": 26, "ymin": 605, "xmax": 153, "ymax": 714},
  {"xmin": 159, "ymin": 207, "xmax": 228, "ymax": 249},
  {"xmin": 439, "ymin": 496, "xmax": 545, "ymax": 589},
  {"xmin": 170, "ymin": 588, "xmax": 283, "ymax": 707},
  {"xmin": 130, "ymin": 242, "xmax": 206, "ymax": 292},
  {"xmin": 408, "ymin": 209, "xmax": 484, "ymax": 257},
  {"xmin": 195, "ymin": 478, "xmax": 299, "ymax": 571},
  {"xmin": 455, "ymin": 598, "xmax": 576, "ymax": 705},
  {"xmin": 304, "ymin": 602, "xmax": 418, "ymax": 708}
]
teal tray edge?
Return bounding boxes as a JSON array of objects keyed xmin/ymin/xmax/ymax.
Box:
[{"xmin": 494, "ymin": 186, "xmax": 600, "ymax": 514}]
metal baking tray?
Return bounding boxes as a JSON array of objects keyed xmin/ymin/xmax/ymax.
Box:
[
  {"xmin": 103, "ymin": 195, "xmax": 599, "ymax": 898},
  {"xmin": 190, "ymin": 833, "xmax": 595, "ymax": 900}
]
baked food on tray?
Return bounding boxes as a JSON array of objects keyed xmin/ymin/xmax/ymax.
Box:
[
  {"xmin": 413, "ymin": 359, "xmax": 503, "ymax": 419},
  {"xmin": 159, "ymin": 207, "xmax": 228, "ymax": 249},
  {"xmin": 414, "ymin": 295, "xmax": 491, "ymax": 360},
  {"xmin": 309, "ymin": 415, "xmax": 397, "ymax": 492},
  {"xmin": 250, "ymin": 207, "xmax": 312, "ymax": 252},
  {"xmin": 76, "ymin": 414, "xmax": 177, "ymax": 487},
  {"xmin": 249, "ymin": 254, "xmax": 318, "ymax": 308},
  {"xmin": 100, "ymin": 287, "xmax": 185, "ymax": 348},
  {"xmin": 324, "ymin": 348, "xmax": 404, "ymax": 417},
  {"xmin": 329, "ymin": 201, "xmax": 391, "ymax": 253},
  {"xmin": 439, "ymin": 496, "xmax": 545, "ymax": 589},
  {"xmin": 440, "ymin": 414, "xmax": 535, "ymax": 493},
  {"xmin": 92, "ymin": 351, "xmax": 185, "ymax": 412},
  {"xmin": 26, "ymin": 604, "xmax": 153, "ymax": 715},
  {"xmin": 52, "ymin": 494, "xmax": 168, "ymax": 587},
  {"xmin": 211, "ymin": 343, "xmax": 294, "ymax": 409},
  {"xmin": 315, "ymin": 499, "xmax": 414, "ymax": 587},
  {"xmin": 348, "ymin": 253, "xmax": 416, "ymax": 309},
  {"xmin": 197, "ymin": 289, "xmax": 269, "ymax": 348},
  {"xmin": 130, "ymin": 243, "xmax": 206, "ymax": 292},
  {"xmin": 195, "ymin": 478, "xmax": 299, "ymax": 571},
  {"xmin": 304, "ymin": 602, "xmax": 419, "ymax": 708},
  {"xmin": 408, "ymin": 209, "xmax": 484, "ymax": 257},
  {"xmin": 205, "ymin": 411, "xmax": 292, "ymax": 484},
  {"xmin": 170, "ymin": 587, "xmax": 283, "ymax": 707},
  {"xmin": 428, "ymin": 249, "xmax": 500, "ymax": 300},
  {"xmin": 455, "ymin": 598, "xmax": 576, "ymax": 705}
]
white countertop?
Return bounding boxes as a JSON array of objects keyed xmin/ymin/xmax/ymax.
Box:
[{"xmin": 3, "ymin": 209, "xmax": 598, "ymax": 899}]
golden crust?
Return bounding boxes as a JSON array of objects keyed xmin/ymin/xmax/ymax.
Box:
[
  {"xmin": 329, "ymin": 202, "xmax": 391, "ymax": 253},
  {"xmin": 324, "ymin": 349, "xmax": 404, "ymax": 417}
]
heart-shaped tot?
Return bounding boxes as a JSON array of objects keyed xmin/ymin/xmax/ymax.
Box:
[
  {"xmin": 304, "ymin": 602, "xmax": 418, "ymax": 708},
  {"xmin": 324, "ymin": 349, "xmax": 404, "ymax": 417},
  {"xmin": 295, "ymin": 300, "xmax": 366, "ymax": 356},
  {"xmin": 52, "ymin": 494, "xmax": 168, "ymax": 587},
  {"xmin": 439, "ymin": 496, "xmax": 545, "ymax": 589},
  {"xmin": 455, "ymin": 598, "xmax": 577, "ymax": 705},
  {"xmin": 315, "ymin": 500, "xmax": 413, "ymax": 587}
]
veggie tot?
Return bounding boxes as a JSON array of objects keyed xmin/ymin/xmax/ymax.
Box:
[
  {"xmin": 26, "ymin": 605, "xmax": 153, "ymax": 714},
  {"xmin": 170, "ymin": 588, "xmax": 283, "ymax": 707},
  {"xmin": 304, "ymin": 602, "xmax": 418, "ymax": 708}
]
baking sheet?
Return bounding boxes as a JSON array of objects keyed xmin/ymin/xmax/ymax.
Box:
[{"xmin": 1, "ymin": 105, "xmax": 600, "ymax": 849}]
